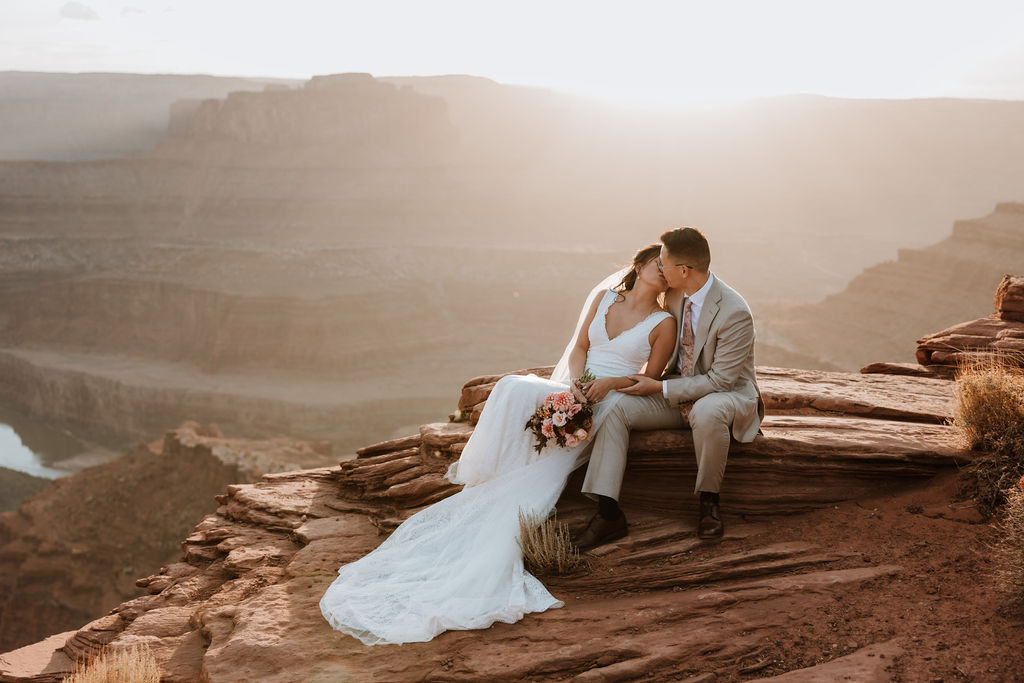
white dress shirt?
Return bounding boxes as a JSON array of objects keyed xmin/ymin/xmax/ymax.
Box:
[{"xmin": 663, "ymin": 272, "xmax": 715, "ymax": 398}]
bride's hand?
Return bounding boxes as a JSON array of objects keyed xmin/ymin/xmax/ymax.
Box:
[
  {"xmin": 583, "ymin": 378, "xmax": 617, "ymax": 402},
  {"xmin": 570, "ymin": 379, "xmax": 589, "ymax": 404}
]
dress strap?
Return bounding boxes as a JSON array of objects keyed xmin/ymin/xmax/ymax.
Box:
[{"xmin": 643, "ymin": 310, "xmax": 673, "ymax": 332}]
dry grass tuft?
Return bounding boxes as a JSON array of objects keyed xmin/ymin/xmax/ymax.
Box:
[
  {"xmin": 63, "ymin": 644, "xmax": 160, "ymax": 683},
  {"xmin": 953, "ymin": 356, "xmax": 1024, "ymax": 516},
  {"xmin": 994, "ymin": 477, "xmax": 1024, "ymax": 608},
  {"xmin": 517, "ymin": 509, "xmax": 589, "ymax": 577}
]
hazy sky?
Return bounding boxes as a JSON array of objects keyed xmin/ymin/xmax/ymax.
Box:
[{"xmin": 2, "ymin": 0, "xmax": 1024, "ymax": 105}]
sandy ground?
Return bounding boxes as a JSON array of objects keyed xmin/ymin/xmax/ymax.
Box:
[{"xmin": 701, "ymin": 470, "xmax": 1024, "ymax": 680}]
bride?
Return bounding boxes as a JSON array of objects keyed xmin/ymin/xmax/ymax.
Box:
[{"xmin": 320, "ymin": 244, "xmax": 677, "ymax": 645}]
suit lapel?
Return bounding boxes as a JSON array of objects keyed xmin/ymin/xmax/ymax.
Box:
[{"xmin": 692, "ymin": 279, "xmax": 722, "ymax": 365}]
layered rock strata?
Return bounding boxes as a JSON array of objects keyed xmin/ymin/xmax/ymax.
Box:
[{"xmin": 995, "ymin": 274, "xmax": 1024, "ymax": 322}]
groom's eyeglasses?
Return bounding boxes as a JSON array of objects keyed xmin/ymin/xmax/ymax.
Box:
[{"xmin": 655, "ymin": 258, "xmax": 692, "ymax": 273}]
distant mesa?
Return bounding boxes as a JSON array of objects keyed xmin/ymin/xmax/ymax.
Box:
[
  {"xmin": 148, "ymin": 72, "xmax": 457, "ymax": 166},
  {"xmin": 305, "ymin": 73, "xmax": 377, "ymax": 88}
]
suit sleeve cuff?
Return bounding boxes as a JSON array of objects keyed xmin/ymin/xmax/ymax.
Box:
[{"xmin": 662, "ymin": 381, "xmax": 668, "ymax": 398}]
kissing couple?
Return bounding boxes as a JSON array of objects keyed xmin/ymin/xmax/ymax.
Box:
[{"xmin": 320, "ymin": 226, "xmax": 765, "ymax": 646}]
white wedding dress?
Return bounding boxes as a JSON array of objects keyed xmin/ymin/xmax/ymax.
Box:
[{"xmin": 320, "ymin": 288, "xmax": 672, "ymax": 645}]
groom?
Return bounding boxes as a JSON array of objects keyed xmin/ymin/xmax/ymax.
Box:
[{"xmin": 573, "ymin": 226, "xmax": 764, "ymax": 549}]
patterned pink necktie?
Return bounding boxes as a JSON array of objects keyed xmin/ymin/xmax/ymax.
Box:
[{"xmin": 680, "ymin": 298, "xmax": 694, "ymax": 376}]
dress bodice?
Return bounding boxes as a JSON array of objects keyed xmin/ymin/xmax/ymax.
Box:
[{"xmin": 585, "ymin": 289, "xmax": 672, "ymax": 379}]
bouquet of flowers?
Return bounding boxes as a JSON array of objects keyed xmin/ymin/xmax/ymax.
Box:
[{"xmin": 524, "ymin": 369, "xmax": 597, "ymax": 453}]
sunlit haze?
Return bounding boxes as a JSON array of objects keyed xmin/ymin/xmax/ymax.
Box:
[{"xmin": 3, "ymin": 0, "xmax": 1024, "ymax": 105}]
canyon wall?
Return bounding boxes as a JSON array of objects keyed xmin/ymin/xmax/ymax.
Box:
[
  {"xmin": 0, "ymin": 423, "xmax": 334, "ymax": 653},
  {"xmin": 3, "ymin": 73, "xmax": 1024, "ymax": 472},
  {"xmin": 758, "ymin": 202, "xmax": 1024, "ymax": 369},
  {"xmin": 1, "ymin": 203, "xmax": 1022, "ymax": 455},
  {"xmin": 4, "ymin": 75, "xmax": 1024, "ymax": 295}
]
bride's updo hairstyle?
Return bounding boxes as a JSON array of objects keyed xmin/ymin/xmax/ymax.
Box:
[{"xmin": 614, "ymin": 243, "xmax": 663, "ymax": 302}]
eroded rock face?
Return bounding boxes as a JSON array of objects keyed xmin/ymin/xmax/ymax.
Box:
[
  {"xmin": 916, "ymin": 316, "xmax": 1024, "ymax": 369},
  {"xmin": 994, "ymin": 273, "xmax": 1024, "ymax": 322},
  {"xmin": 0, "ymin": 424, "xmax": 334, "ymax": 655}
]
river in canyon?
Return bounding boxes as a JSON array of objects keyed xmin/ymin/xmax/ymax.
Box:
[{"xmin": 0, "ymin": 399, "xmax": 124, "ymax": 479}]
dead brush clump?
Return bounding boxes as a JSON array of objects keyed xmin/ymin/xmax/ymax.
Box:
[
  {"xmin": 62, "ymin": 643, "xmax": 160, "ymax": 683},
  {"xmin": 994, "ymin": 477, "xmax": 1024, "ymax": 608},
  {"xmin": 517, "ymin": 509, "xmax": 589, "ymax": 577},
  {"xmin": 953, "ymin": 355, "xmax": 1024, "ymax": 517}
]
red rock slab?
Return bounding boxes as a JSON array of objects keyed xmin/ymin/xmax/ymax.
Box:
[
  {"xmin": 354, "ymin": 433, "xmax": 421, "ymax": 459},
  {"xmin": 0, "ymin": 631, "xmax": 75, "ymax": 683},
  {"xmin": 613, "ymin": 415, "xmax": 972, "ymax": 516},
  {"xmin": 419, "ymin": 422, "xmax": 474, "ymax": 450},
  {"xmin": 458, "ymin": 366, "xmax": 555, "ymax": 410},
  {"xmin": 455, "ymin": 365, "xmax": 956, "ymax": 426},
  {"xmin": 756, "ymin": 366, "xmax": 954, "ymax": 423},
  {"xmin": 994, "ymin": 273, "xmax": 1024, "ymax": 321},
  {"xmin": 752, "ymin": 639, "xmax": 902, "ymax": 681},
  {"xmin": 214, "ymin": 467, "xmax": 343, "ymax": 531},
  {"xmin": 916, "ymin": 316, "xmax": 1024, "ymax": 366},
  {"xmin": 554, "ymin": 541, "xmax": 850, "ymax": 592},
  {"xmin": 337, "ymin": 414, "xmax": 971, "ymax": 522},
  {"xmin": 859, "ymin": 362, "xmax": 954, "ymax": 379}
]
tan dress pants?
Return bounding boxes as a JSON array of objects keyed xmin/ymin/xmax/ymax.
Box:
[{"xmin": 581, "ymin": 390, "xmax": 744, "ymax": 500}]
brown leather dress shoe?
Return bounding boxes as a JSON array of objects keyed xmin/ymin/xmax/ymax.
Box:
[
  {"xmin": 573, "ymin": 512, "xmax": 628, "ymax": 551},
  {"xmin": 697, "ymin": 497, "xmax": 724, "ymax": 539}
]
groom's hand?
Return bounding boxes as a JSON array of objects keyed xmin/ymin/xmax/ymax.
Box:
[{"xmin": 619, "ymin": 375, "xmax": 662, "ymax": 396}]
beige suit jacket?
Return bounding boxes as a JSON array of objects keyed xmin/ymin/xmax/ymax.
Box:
[{"xmin": 661, "ymin": 275, "xmax": 764, "ymax": 443}]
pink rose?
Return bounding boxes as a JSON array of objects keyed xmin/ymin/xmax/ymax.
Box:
[
  {"xmin": 565, "ymin": 434, "xmax": 579, "ymax": 447},
  {"xmin": 568, "ymin": 403, "xmax": 582, "ymax": 416},
  {"xmin": 574, "ymin": 428, "xmax": 588, "ymax": 439},
  {"xmin": 552, "ymin": 411, "xmax": 568, "ymax": 427}
]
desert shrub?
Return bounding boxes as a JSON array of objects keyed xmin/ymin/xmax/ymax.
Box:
[
  {"xmin": 994, "ymin": 477, "xmax": 1024, "ymax": 608},
  {"xmin": 517, "ymin": 510, "xmax": 589, "ymax": 577},
  {"xmin": 953, "ymin": 359, "xmax": 1024, "ymax": 516},
  {"xmin": 63, "ymin": 643, "xmax": 160, "ymax": 683}
]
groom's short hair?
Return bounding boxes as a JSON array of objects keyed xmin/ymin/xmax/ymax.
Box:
[{"xmin": 661, "ymin": 227, "xmax": 711, "ymax": 272}]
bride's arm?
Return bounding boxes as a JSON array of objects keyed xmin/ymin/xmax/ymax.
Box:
[
  {"xmin": 642, "ymin": 317, "xmax": 677, "ymax": 380},
  {"xmin": 567, "ymin": 295, "xmax": 603, "ymax": 400}
]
